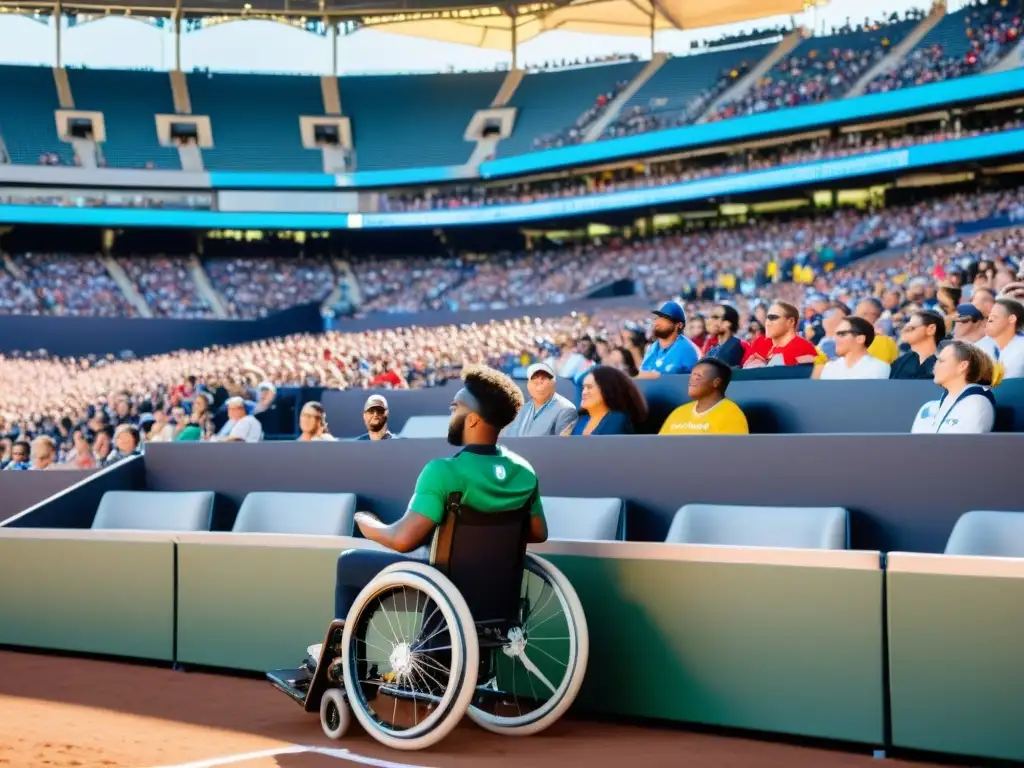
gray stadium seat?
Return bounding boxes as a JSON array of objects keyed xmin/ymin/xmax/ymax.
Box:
[
  {"xmin": 944, "ymin": 510, "xmax": 1024, "ymax": 557},
  {"xmin": 542, "ymin": 496, "xmax": 625, "ymax": 541},
  {"xmin": 399, "ymin": 415, "xmax": 450, "ymax": 438},
  {"xmin": 232, "ymin": 492, "xmax": 357, "ymax": 536},
  {"xmin": 91, "ymin": 491, "xmax": 214, "ymax": 531},
  {"xmin": 664, "ymin": 504, "xmax": 849, "ymax": 549}
]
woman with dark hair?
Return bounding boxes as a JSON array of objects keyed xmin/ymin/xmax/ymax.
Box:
[
  {"xmin": 567, "ymin": 365, "xmax": 649, "ymax": 436},
  {"xmin": 606, "ymin": 346, "xmax": 639, "ymax": 377}
]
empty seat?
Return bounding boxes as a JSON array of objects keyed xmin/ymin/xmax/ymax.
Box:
[
  {"xmin": 665, "ymin": 504, "xmax": 849, "ymax": 549},
  {"xmin": 399, "ymin": 415, "xmax": 450, "ymax": 439},
  {"xmin": 232, "ymin": 492, "xmax": 357, "ymax": 536},
  {"xmin": 944, "ymin": 510, "xmax": 1024, "ymax": 557},
  {"xmin": 542, "ymin": 496, "xmax": 624, "ymax": 541},
  {"xmin": 91, "ymin": 491, "xmax": 214, "ymax": 531}
]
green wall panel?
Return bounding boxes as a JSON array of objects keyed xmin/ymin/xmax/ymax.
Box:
[
  {"xmin": 888, "ymin": 572, "xmax": 1024, "ymax": 762},
  {"xmin": 0, "ymin": 538, "xmax": 174, "ymax": 660},
  {"xmin": 546, "ymin": 554, "xmax": 884, "ymax": 744},
  {"xmin": 176, "ymin": 543, "xmax": 340, "ymax": 670}
]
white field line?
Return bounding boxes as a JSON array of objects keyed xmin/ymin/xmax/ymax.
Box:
[{"xmin": 150, "ymin": 744, "xmax": 438, "ymax": 768}]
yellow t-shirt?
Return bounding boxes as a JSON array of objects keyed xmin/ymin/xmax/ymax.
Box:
[
  {"xmin": 868, "ymin": 335, "xmax": 899, "ymax": 364},
  {"xmin": 659, "ymin": 399, "xmax": 750, "ymax": 435}
]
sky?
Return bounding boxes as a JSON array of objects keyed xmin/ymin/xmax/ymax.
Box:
[{"xmin": 0, "ymin": 0, "xmax": 954, "ymax": 74}]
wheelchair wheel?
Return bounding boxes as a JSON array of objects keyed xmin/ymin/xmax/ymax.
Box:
[
  {"xmin": 468, "ymin": 553, "xmax": 589, "ymax": 736},
  {"xmin": 341, "ymin": 567, "xmax": 479, "ymax": 751},
  {"xmin": 319, "ymin": 688, "xmax": 350, "ymax": 740}
]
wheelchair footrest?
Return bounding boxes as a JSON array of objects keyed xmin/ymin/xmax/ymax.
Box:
[{"xmin": 267, "ymin": 667, "xmax": 312, "ymax": 705}]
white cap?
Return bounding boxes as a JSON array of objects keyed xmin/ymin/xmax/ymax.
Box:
[
  {"xmin": 364, "ymin": 394, "xmax": 388, "ymax": 411},
  {"xmin": 527, "ymin": 362, "xmax": 555, "ymax": 379}
]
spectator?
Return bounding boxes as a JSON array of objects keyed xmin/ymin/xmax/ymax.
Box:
[
  {"xmin": 980, "ymin": 297, "xmax": 1024, "ymax": 378},
  {"xmin": 890, "ymin": 310, "xmax": 945, "ymax": 380},
  {"xmin": 704, "ymin": 304, "xmax": 746, "ymax": 367},
  {"xmin": 213, "ymin": 397, "xmax": 263, "ymax": 443},
  {"xmin": 297, "ymin": 401, "xmax": 335, "ymax": 441},
  {"xmin": 356, "ymin": 395, "xmax": 397, "ymax": 440},
  {"xmin": 502, "ymin": 363, "xmax": 577, "ymax": 438},
  {"xmin": 744, "ymin": 301, "xmax": 818, "ymax": 367},
  {"xmin": 638, "ymin": 302, "xmax": 701, "ymax": 378},
  {"xmin": 146, "ymin": 409, "xmax": 176, "ymax": 443},
  {"xmin": 605, "ymin": 345, "xmax": 640, "ymax": 377},
  {"xmin": 659, "ymin": 357, "xmax": 749, "ymax": 435},
  {"xmin": 854, "ymin": 298, "xmax": 900, "ymax": 364},
  {"xmin": 3, "ymin": 440, "xmax": 31, "ymax": 471},
  {"xmin": 820, "ymin": 316, "xmax": 891, "ymax": 380},
  {"xmin": 93, "ymin": 428, "xmax": 113, "ymax": 464},
  {"xmin": 912, "ymin": 341, "xmax": 996, "ymax": 434},
  {"xmin": 569, "ymin": 366, "xmax": 648, "ymax": 436},
  {"xmin": 815, "ymin": 304, "xmax": 852, "ymax": 362},
  {"xmin": 30, "ymin": 435, "xmax": 57, "ymax": 470},
  {"xmin": 103, "ymin": 424, "xmax": 141, "ymax": 466},
  {"xmin": 972, "ymin": 286, "xmax": 997, "ymax": 318},
  {"xmin": 66, "ymin": 430, "xmax": 97, "ymax": 469},
  {"xmin": 953, "ymin": 303, "xmax": 989, "ymax": 344}
]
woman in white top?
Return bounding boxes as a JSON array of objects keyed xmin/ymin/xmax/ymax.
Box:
[
  {"xmin": 911, "ymin": 341, "xmax": 996, "ymax": 434},
  {"xmin": 296, "ymin": 401, "xmax": 336, "ymax": 441}
]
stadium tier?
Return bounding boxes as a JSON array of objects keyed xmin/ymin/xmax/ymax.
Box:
[
  {"xmin": 186, "ymin": 71, "xmax": 325, "ymax": 172},
  {"xmin": 340, "ymin": 71, "xmax": 506, "ymax": 169},
  {"xmin": 0, "ymin": 65, "xmax": 74, "ymax": 166},
  {"xmin": 67, "ymin": 68, "xmax": 180, "ymax": 170}
]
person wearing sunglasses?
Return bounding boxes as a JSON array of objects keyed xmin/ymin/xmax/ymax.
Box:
[
  {"xmin": 743, "ymin": 302, "xmax": 817, "ymax": 368},
  {"xmin": 952, "ymin": 303, "xmax": 988, "ymax": 345},
  {"xmin": 911, "ymin": 341, "xmax": 995, "ymax": 434},
  {"xmin": 704, "ymin": 304, "xmax": 745, "ymax": 368},
  {"xmin": 819, "ymin": 317, "xmax": 891, "ymax": 380},
  {"xmin": 890, "ymin": 310, "xmax": 945, "ymax": 380}
]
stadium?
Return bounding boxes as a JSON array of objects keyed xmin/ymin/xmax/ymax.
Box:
[{"xmin": 0, "ymin": 0, "xmax": 1023, "ymax": 765}]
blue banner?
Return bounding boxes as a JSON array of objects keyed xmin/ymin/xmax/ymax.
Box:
[{"xmin": 4, "ymin": 129, "xmax": 1024, "ymax": 229}]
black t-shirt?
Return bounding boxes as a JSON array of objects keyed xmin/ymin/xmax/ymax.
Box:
[{"xmin": 889, "ymin": 351, "xmax": 937, "ymax": 380}]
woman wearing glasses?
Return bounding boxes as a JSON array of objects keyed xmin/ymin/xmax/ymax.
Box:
[{"xmin": 911, "ymin": 341, "xmax": 996, "ymax": 434}]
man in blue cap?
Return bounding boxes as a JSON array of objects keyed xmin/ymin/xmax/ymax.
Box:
[{"xmin": 637, "ymin": 301, "xmax": 701, "ymax": 378}]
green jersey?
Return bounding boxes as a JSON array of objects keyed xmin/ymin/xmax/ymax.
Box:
[{"xmin": 407, "ymin": 445, "xmax": 544, "ymax": 525}]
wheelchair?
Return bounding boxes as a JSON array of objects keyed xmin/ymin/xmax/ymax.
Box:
[{"xmin": 266, "ymin": 493, "xmax": 590, "ymax": 751}]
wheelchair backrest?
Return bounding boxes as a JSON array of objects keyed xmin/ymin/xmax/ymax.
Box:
[{"xmin": 429, "ymin": 492, "xmax": 530, "ymax": 630}]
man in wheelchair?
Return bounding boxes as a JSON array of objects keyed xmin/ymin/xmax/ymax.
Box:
[{"xmin": 269, "ymin": 366, "xmax": 589, "ymax": 751}]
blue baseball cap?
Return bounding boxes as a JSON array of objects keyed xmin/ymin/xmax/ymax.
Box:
[
  {"xmin": 955, "ymin": 304, "xmax": 984, "ymax": 322},
  {"xmin": 652, "ymin": 301, "xmax": 686, "ymax": 324}
]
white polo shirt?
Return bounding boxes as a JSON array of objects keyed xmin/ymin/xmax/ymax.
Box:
[
  {"xmin": 820, "ymin": 354, "xmax": 891, "ymax": 380},
  {"xmin": 216, "ymin": 414, "xmax": 263, "ymax": 443},
  {"xmin": 977, "ymin": 335, "xmax": 1024, "ymax": 379},
  {"xmin": 911, "ymin": 385, "xmax": 996, "ymax": 434}
]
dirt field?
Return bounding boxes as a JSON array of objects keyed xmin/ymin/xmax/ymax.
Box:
[{"xmin": 0, "ymin": 650, "xmax": 942, "ymax": 768}]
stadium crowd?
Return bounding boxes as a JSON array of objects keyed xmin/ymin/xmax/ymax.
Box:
[
  {"xmin": 865, "ymin": 1, "xmax": 1022, "ymax": 94},
  {"xmin": 3, "ymin": 186, "xmax": 1024, "ymax": 464},
  {"xmin": 382, "ymin": 117, "xmax": 1023, "ymax": 213}
]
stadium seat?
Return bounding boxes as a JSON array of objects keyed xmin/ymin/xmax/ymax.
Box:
[
  {"xmin": 664, "ymin": 504, "xmax": 849, "ymax": 549},
  {"xmin": 91, "ymin": 491, "xmax": 214, "ymax": 532},
  {"xmin": 944, "ymin": 510, "xmax": 1024, "ymax": 557},
  {"xmin": 232, "ymin": 492, "xmax": 357, "ymax": 536},
  {"xmin": 399, "ymin": 415, "xmax": 450, "ymax": 439},
  {"xmin": 541, "ymin": 496, "xmax": 625, "ymax": 541}
]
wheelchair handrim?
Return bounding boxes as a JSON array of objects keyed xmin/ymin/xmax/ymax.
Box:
[
  {"xmin": 342, "ymin": 570, "xmax": 472, "ymax": 743},
  {"xmin": 469, "ymin": 553, "xmax": 585, "ymax": 730}
]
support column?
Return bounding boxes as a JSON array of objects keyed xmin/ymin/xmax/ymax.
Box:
[
  {"xmin": 649, "ymin": 5, "xmax": 655, "ymax": 58},
  {"xmin": 331, "ymin": 22, "xmax": 338, "ymax": 76},
  {"xmin": 173, "ymin": 0, "xmax": 183, "ymax": 70},
  {"xmin": 511, "ymin": 15, "xmax": 518, "ymax": 69},
  {"xmin": 55, "ymin": 1, "xmax": 62, "ymax": 69}
]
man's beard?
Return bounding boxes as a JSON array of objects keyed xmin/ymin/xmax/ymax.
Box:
[
  {"xmin": 447, "ymin": 413, "xmax": 467, "ymax": 446},
  {"xmin": 652, "ymin": 326, "xmax": 674, "ymax": 339},
  {"xmin": 369, "ymin": 417, "xmax": 387, "ymax": 433}
]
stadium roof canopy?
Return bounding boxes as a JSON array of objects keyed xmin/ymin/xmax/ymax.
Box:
[{"xmin": 0, "ymin": 0, "xmax": 812, "ymax": 50}]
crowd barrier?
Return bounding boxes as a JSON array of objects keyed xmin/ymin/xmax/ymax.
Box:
[
  {"xmin": 0, "ymin": 469, "xmax": 97, "ymax": 523},
  {"xmin": 0, "ymin": 439, "xmax": 1019, "ymax": 760},
  {"xmin": 321, "ymin": 377, "xmax": 1024, "ymax": 438}
]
